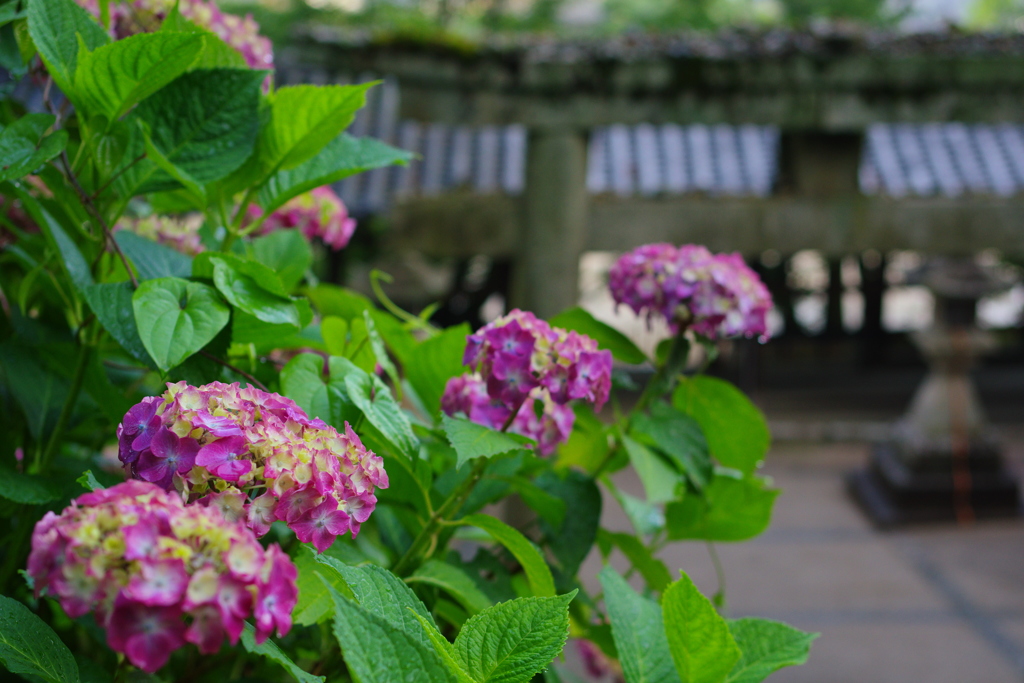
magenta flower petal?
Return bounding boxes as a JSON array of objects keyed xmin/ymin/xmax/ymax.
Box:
[
  {"xmin": 196, "ymin": 436, "xmax": 252, "ymax": 482},
  {"xmin": 106, "ymin": 598, "xmax": 185, "ymax": 673}
]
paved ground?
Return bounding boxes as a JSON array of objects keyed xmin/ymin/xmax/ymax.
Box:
[{"xmin": 565, "ymin": 420, "xmax": 1024, "ymax": 682}]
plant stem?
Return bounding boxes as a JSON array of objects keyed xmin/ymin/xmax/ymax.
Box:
[
  {"xmin": 634, "ymin": 332, "xmax": 690, "ymax": 412},
  {"xmin": 391, "ymin": 456, "xmax": 488, "ymax": 576},
  {"xmin": 198, "ymin": 350, "xmax": 268, "ymax": 392},
  {"xmin": 706, "ymin": 541, "xmax": 727, "ymax": 611},
  {"xmin": 39, "ymin": 343, "xmax": 91, "ymax": 474}
]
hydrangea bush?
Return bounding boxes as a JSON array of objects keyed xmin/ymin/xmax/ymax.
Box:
[{"xmin": 0, "ymin": 0, "xmax": 816, "ymax": 682}]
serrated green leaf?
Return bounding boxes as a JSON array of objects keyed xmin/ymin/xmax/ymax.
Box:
[
  {"xmin": 132, "ymin": 277, "xmax": 229, "ymax": 370},
  {"xmin": 74, "ymin": 32, "xmax": 204, "ymax": 120},
  {"xmin": 725, "ymin": 618, "xmax": 817, "ymax": 683},
  {"xmin": 0, "ymin": 595, "xmax": 80, "ymax": 683},
  {"xmin": 240, "ymin": 622, "xmax": 323, "ymax": 683},
  {"xmin": 672, "ymin": 376, "xmax": 770, "ymax": 475},
  {"xmin": 82, "ymin": 282, "xmax": 154, "ymax": 366},
  {"xmin": 114, "ymin": 230, "xmax": 192, "ymax": 281},
  {"xmin": 256, "ymin": 83, "xmax": 375, "ymax": 178},
  {"xmin": 599, "ymin": 566, "xmax": 679, "ymax": 683},
  {"xmin": 280, "ymin": 353, "xmax": 360, "ymax": 428},
  {"xmin": 258, "ymin": 133, "xmax": 413, "ymax": 213},
  {"xmin": 598, "ymin": 530, "xmax": 672, "ymax": 594},
  {"xmin": 0, "ymin": 113, "xmax": 68, "ymax": 183},
  {"xmin": 27, "ymin": 0, "xmax": 108, "ymax": 95},
  {"xmin": 292, "ymin": 548, "xmax": 345, "ymax": 626},
  {"xmin": 633, "ymin": 401, "xmax": 712, "ymax": 490},
  {"xmin": 325, "ymin": 579, "xmax": 458, "ymax": 683},
  {"xmin": 0, "ymin": 465, "xmax": 62, "ymax": 504},
  {"xmin": 622, "ymin": 434, "xmax": 681, "ymax": 504},
  {"xmin": 454, "ymin": 593, "xmax": 575, "ymax": 683},
  {"xmin": 249, "ymin": 229, "xmax": 312, "ymax": 291},
  {"xmin": 76, "ymin": 470, "xmax": 103, "ymax": 492},
  {"xmin": 343, "ymin": 361, "xmax": 418, "ymax": 457},
  {"xmin": 131, "ymin": 68, "xmax": 263, "ymax": 191},
  {"xmin": 665, "ymin": 474, "xmax": 778, "ymax": 542},
  {"xmin": 410, "ymin": 611, "xmax": 477, "ymax": 683},
  {"xmin": 442, "ymin": 415, "xmax": 534, "ymax": 469},
  {"xmin": 408, "ymin": 560, "xmax": 493, "ymax": 616},
  {"xmin": 36, "ymin": 205, "xmax": 92, "ymax": 292},
  {"xmin": 159, "ymin": 8, "xmax": 246, "ymax": 69},
  {"xmin": 459, "ymin": 514, "xmax": 554, "ymax": 598},
  {"xmin": 663, "ymin": 572, "xmax": 740, "ymax": 683},
  {"xmin": 211, "ymin": 258, "xmax": 299, "ymax": 327},
  {"xmin": 548, "ymin": 307, "xmax": 646, "ymax": 365},
  {"xmin": 405, "ymin": 323, "xmax": 469, "ymax": 418}
]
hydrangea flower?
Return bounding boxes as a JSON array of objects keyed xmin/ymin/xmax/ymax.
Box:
[
  {"xmin": 117, "ymin": 382, "xmax": 388, "ymax": 553},
  {"xmin": 462, "ymin": 309, "xmax": 612, "ymax": 413},
  {"xmin": 246, "ymin": 186, "xmax": 357, "ymax": 251},
  {"xmin": 608, "ymin": 243, "xmax": 773, "ymax": 341},
  {"xmin": 77, "ymin": 0, "xmax": 273, "ymax": 70},
  {"xmin": 115, "ymin": 214, "xmax": 204, "ymax": 256},
  {"xmin": 441, "ymin": 374, "xmax": 574, "ymax": 456},
  {"xmin": 442, "ymin": 311, "xmax": 610, "ymax": 455},
  {"xmin": 576, "ymin": 639, "xmax": 625, "ymax": 682},
  {"xmin": 27, "ymin": 481, "xmax": 297, "ymax": 672}
]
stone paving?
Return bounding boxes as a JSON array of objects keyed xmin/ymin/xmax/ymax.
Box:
[{"xmin": 567, "ymin": 427, "xmax": 1024, "ymax": 683}]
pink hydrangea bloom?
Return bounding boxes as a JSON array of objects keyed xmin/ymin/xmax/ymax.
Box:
[
  {"xmin": 246, "ymin": 186, "xmax": 357, "ymax": 251},
  {"xmin": 115, "ymin": 214, "xmax": 205, "ymax": 256},
  {"xmin": 463, "ymin": 309, "xmax": 612, "ymax": 413},
  {"xmin": 575, "ymin": 639, "xmax": 625, "ymax": 682},
  {"xmin": 441, "ymin": 374, "xmax": 576, "ymax": 456},
  {"xmin": 27, "ymin": 481, "xmax": 297, "ymax": 672},
  {"xmin": 117, "ymin": 382, "xmax": 388, "ymax": 552},
  {"xmin": 608, "ymin": 244, "xmax": 773, "ymax": 341},
  {"xmin": 76, "ymin": 0, "xmax": 273, "ymax": 70}
]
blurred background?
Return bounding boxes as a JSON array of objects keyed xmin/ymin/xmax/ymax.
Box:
[{"xmin": 201, "ymin": 0, "xmax": 1024, "ymax": 679}]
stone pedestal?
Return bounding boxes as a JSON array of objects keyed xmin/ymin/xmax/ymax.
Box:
[{"xmin": 848, "ymin": 258, "xmax": 1021, "ymax": 527}]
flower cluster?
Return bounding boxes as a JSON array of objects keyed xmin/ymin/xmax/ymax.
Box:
[
  {"xmin": 608, "ymin": 243, "xmax": 773, "ymax": 341},
  {"xmin": 247, "ymin": 186, "xmax": 357, "ymax": 251},
  {"xmin": 576, "ymin": 639, "xmax": 625, "ymax": 682},
  {"xmin": 441, "ymin": 375, "xmax": 574, "ymax": 456},
  {"xmin": 27, "ymin": 481, "xmax": 296, "ymax": 672},
  {"xmin": 117, "ymin": 381, "xmax": 388, "ymax": 552},
  {"xmin": 442, "ymin": 310, "xmax": 611, "ymax": 455},
  {"xmin": 77, "ymin": 0, "xmax": 273, "ymax": 70},
  {"xmin": 116, "ymin": 214, "xmax": 204, "ymax": 256}
]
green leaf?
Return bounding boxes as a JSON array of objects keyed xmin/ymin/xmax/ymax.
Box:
[
  {"xmin": 256, "ymin": 83, "xmax": 375, "ymax": 178},
  {"xmin": 442, "ymin": 415, "xmax": 533, "ymax": 470},
  {"xmin": 249, "ymin": 229, "xmax": 312, "ymax": 291},
  {"xmin": 259, "ymin": 133, "xmax": 413, "ymax": 213},
  {"xmin": 665, "ymin": 475, "xmax": 778, "ymax": 542},
  {"xmin": 0, "ymin": 465, "xmax": 63, "ymax": 504},
  {"xmin": 240, "ymin": 622, "xmax": 324, "ymax": 683},
  {"xmin": 74, "ymin": 32, "xmax": 205, "ymax": 120},
  {"xmin": 405, "ymin": 323, "xmax": 469, "ymax": 418},
  {"xmin": 554, "ymin": 404, "xmax": 609, "ymax": 474},
  {"xmin": 0, "ymin": 114, "xmax": 68, "ymax": 183},
  {"xmin": 0, "ymin": 3, "xmax": 27, "ymax": 28},
  {"xmin": 548, "ymin": 307, "xmax": 646, "ymax": 365},
  {"xmin": 76, "ymin": 470, "xmax": 104, "ymax": 492},
  {"xmin": 672, "ymin": 376, "xmax": 770, "ymax": 475},
  {"xmin": 325, "ymin": 580, "xmax": 458, "ymax": 683},
  {"xmin": 36, "ymin": 206, "xmax": 92, "ymax": 292},
  {"xmin": 210, "ymin": 257, "xmax": 299, "ymax": 327},
  {"xmin": 0, "ymin": 595, "xmax": 79, "ymax": 683},
  {"xmin": 132, "ymin": 277, "xmax": 230, "ymax": 370},
  {"xmin": 622, "ymin": 434, "xmax": 681, "ymax": 504},
  {"xmin": 507, "ymin": 477, "xmax": 566, "ymax": 529},
  {"xmin": 0, "ymin": 342, "xmax": 67, "ymax": 440},
  {"xmin": 662, "ymin": 573, "xmax": 740, "ymax": 683},
  {"xmin": 82, "ymin": 282, "xmax": 154, "ymax": 366},
  {"xmin": 363, "ymin": 310, "xmax": 400, "ymax": 389},
  {"xmin": 598, "ymin": 530, "xmax": 672, "ymax": 594},
  {"xmin": 132, "ymin": 68, "xmax": 263, "ymax": 189},
  {"xmin": 454, "ymin": 593, "xmax": 575, "ymax": 683},
  {"xmin": 27, "ymin": 0, "xmax": 108, "ymax": 94},
  {"xmin": 343, "ymin": 362, "xmax": 418, "ymax": 457},
  {"xmin": 314, "ymin": 556, "xmax": 440, "ymax": 645},
  {"xmin": 410, "ymin": 611, "xmax": 477, "ymax": 683},
  {"xmin": 408, "ymin": 560, "xmax": 493, "ymax": 616},
  {"xmin": 114, "ymin": 231, "xmax": 192, "ymax": 281},
  {"xmin": 292, "ymin": 548, "xmax": 346, "ymax": 627},
  {"xmin": 280, "ymin": 353, "xmax": 360, "ymax": 428},
  {"xmin": 725, "ymin": 619, "xmax": 817, "ymax": 683},
  {"xmin": 159, "ymin": 8, "xmax": 246, "ymax": 69},
  {"xmin": 459, "ymin": 514, "xmax": 555, "ymax": 598},
  {"xmin": 536, "ymin": 471, "xmax": 601, "ymax": 584},
  {"xmin": 615, "ymin": 488, "xmax": 665, "ymax": 537},
  {"xmin": 633, "ymin": 401, "xmax": 713, "ymax": 490},
  {"xmin": 599, "ymin": 566, "xmax": 679, "ymax": 683},
  {"xmin": 307, "ymin": 283, "xmax": 374, "ymax": 320}
]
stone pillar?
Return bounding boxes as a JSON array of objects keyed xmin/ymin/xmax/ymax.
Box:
[{"xmin": 512, "ymin": 127, "xmax": 589, "ymax": 319}]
